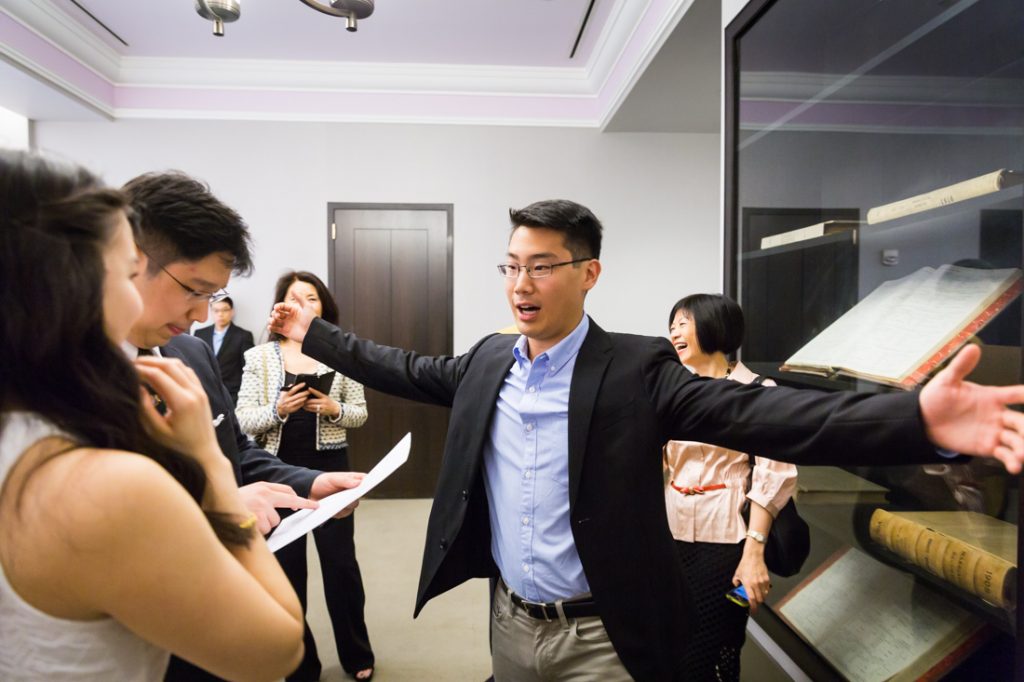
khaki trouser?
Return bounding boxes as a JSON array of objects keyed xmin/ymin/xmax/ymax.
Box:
[{"xmin": 490, "ymin": 581, "xmax": 633, "ymax": 682}]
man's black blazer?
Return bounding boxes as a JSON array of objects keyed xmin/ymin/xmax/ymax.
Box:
[
  {"xmin": 303, "ymin": 316, "xmax": 940, "ymax": 681},
  {"xmin": 161, "ymin": 334, "xmax": 319, "ymax": 682},
  {"xmin": 163, "ymin": 333, "xmax": 316, "ymax": 496},
  {"xmin": 194, "ymin": 323, "xmax": 254, "ymax": 404}
]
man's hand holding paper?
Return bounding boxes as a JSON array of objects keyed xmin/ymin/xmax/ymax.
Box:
[{"xmin": 267, "ymin": 434, "xmax": 411, "ymax": 552}]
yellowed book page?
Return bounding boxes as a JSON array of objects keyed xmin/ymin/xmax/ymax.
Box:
[
  {"xmin": 866, "ymin": 169, "xmax": 1021, "ymax": 225},
  {"xmin": 777, "ymin": 547, "xmax": 983, "ymax": 682},
  {"xmin": 782, "ymin": 265, "xmax": 1021, "ymax": 384}
]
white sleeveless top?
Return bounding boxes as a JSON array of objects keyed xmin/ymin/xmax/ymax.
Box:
[{"xmin": 0, "ymin": 412, "xmax": 170, "ymax": 681}]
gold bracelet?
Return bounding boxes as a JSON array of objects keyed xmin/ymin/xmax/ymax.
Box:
[{"xmin": 238, "ymin": 513, "xmax": 258, "ymax": 531}]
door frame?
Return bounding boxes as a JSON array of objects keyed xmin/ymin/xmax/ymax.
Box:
[{"xmin": 326, "ymin": 202, "xmax": 455, "ymax": 355}]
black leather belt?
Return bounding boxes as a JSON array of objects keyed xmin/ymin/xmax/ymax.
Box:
[{"xmin": 508, "ymin": 590, "xmax": 600, "ymax": 620}]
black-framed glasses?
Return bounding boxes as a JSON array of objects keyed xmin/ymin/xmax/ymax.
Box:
[
  {"xmin": 497, "ymin": 258, "xmax": 592, "ymax": 279},
  {"xmin": 158, "ymin": 264, "xmax": 229, "ymax": 304}
]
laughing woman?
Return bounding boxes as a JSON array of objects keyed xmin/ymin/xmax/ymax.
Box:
[{"xmin": 663, "ymin": 294, "xmax": 797, "ymax": 682}]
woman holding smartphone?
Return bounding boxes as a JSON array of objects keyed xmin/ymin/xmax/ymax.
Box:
[
  {"xmin": 663, "ymin": 294, "xmax": 797, "ymax": 681},
  {"xmin": 236, "ymin": 271, "xmax": 374, "ymax": 682},
  {"xmin": 0, "ymin": 150, "xmax": 305, "ymax": 681}
]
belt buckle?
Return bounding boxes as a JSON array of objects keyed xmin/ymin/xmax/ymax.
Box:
[{"xmin": 520, "ymin": 597, "xmax": 553, "ymax": 622}]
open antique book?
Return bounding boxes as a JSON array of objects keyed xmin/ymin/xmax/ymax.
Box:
[
  {"xmin": 781, "ymin": 264, "xmax": 1023, "ymax": 389},
  {"xmin": 777, "ymin": 547, "xmax": 991, "ymax": 682}
]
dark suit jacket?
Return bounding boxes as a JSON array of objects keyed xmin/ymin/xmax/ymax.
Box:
[
  {"xmin": 194, "ymin": 323, "xmax": 254, "ymax": 404},
  {"xmin": 163, "ymin": 334, "xmax": 317, "ymax": 498},
  {"xmin": 161, "ymin": 334, "xmax": 319, "ymax": 682},
  {"xmin": 303, "ymin": 316, "xmax": 940, "ymax": 681}
]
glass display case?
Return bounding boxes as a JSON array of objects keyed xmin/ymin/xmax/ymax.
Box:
[{"xmin": 723, "ymin": 1, "xmax": 1024, "ymax": 679}]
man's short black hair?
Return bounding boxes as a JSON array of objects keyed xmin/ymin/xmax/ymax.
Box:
[
  {"xmin": 123, "ymin": 171, "xmax": 253, "ymax": 276},
  {"xmin": 668, "ymin": 294, "xmax": 744, "ymax": 356},
  {"xmin": 215, "ymin": 296, "xmax": 234, "ymax": 308},
  {"xmin": 508, "ymin": 199, "xmax": 602, "ymax": 260}
]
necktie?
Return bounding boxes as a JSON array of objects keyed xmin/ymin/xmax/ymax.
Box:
[{"xmin": 136, "ymin": 348, "xmax": 166, "ymax": 414}]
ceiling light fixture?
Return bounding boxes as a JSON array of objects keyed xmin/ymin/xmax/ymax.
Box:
[
  {"xmin": 195, "ymin": 0, "xmax": 239, "ymax": 37},
  {"xmin": 194, "ymin": 0, "xmax": 375, "ymax": 37},
  {"xmin": 300, "ymin": 0, "xmax": 376, "ymax": 33}
]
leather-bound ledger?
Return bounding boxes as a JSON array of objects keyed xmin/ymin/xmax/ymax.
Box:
[
  {"xmin": 869, "ymin": 509, "xmax": 1016, "ymax": 609},
  {"xmin": 866, "ymin": 169, "xmax": 1023, "ymax": 225},
  {"xmin": 781, "ymin": 264, "xmax": 1023, "ymax": 389}
]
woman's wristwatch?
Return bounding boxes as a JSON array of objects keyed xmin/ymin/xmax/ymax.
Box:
[{"xmin": 746, "ymin": 529, "xmax": 767, "ymax": 543}]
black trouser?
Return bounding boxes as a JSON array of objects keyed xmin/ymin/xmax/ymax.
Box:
[{"xmin": 276, "ymin": 445, "xmax": 375, "ymax": 681}]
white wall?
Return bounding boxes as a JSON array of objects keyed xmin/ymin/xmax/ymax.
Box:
[
  {"xmin": 0, "ymin": 106, "xmax": 29, "ymax": 149},
  {"xmin": 722, "ymin": 0, "xmax": 749, "ymax": 28},
  {"xmin": 35, "ymin": 120, "xmax": 720, "ymax": 352}
]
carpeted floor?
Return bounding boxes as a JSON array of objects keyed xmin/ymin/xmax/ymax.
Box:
[{"xmin": 304, "ymin": 498, "xmax": 493, "ymax": 681}]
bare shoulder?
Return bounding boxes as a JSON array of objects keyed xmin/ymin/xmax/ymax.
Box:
[
  {"xmin": 1, "ymin": 444, "xmax": 206, "ymax": 618},
  {"xmin": 12, "ymin": 444, "xmax": 199, "ymax": 546}
]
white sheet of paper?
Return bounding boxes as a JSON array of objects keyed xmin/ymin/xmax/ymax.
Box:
[{"xmin": 267, "ymin": 433, "xmax": 411, "ymax": 553}]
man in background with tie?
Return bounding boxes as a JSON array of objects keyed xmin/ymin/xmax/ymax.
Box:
[{"xmin": 194, "ymin": 296, "xmax": 254, "ymax": 405}]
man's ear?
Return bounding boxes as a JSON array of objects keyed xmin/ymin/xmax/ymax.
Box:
[{"xmin": 582, "ymin": 259, "xmax": 602, "ymax": 292}]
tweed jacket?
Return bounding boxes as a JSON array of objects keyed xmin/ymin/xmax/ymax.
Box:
[{"xmin": 235, "ymin": 341, "xmax": 367, "ymax": 455}]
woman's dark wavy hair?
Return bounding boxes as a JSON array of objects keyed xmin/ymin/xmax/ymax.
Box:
[
  {"xmin": 0, "ymin": 150, "xmax": 250, "ymax": 546},
  {"xmin": 269, "ymin": 271, "xmax": 339, "ymax": 342},
  {"xmin": 668, "ymin": 293, "xmax": 745, "ymax": 356}
]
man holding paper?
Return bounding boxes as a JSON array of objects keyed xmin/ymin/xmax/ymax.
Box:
[
  {"xmin": 270, "ymin": 199, "xmax": 1024, "ymax": 681},
  {"xmin": 122, "ymin": 172, "xmax": 365, "ymax": 682}
]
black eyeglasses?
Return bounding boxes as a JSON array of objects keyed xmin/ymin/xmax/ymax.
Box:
[
  {"xmin": 497, "ymin": 258, "xmax": 592, "ymax": 279},
  {"xmin": 158, "ymin": 264, "xmax": 229, "ymax": 304}
]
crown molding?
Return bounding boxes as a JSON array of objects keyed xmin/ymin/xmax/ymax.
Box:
[
  {"xmin": 580, "ymin": 0, "xmax": 646, "ymax": 91},
  {"xmin": 117, "ymin": 57, "xmax": 595, "ymax": 96},
  {"xmin": 0, "ymin": 10, "xmax": 113, "ymax": 117},
  {"xmin": 114, "ymin": 107, "xmax": 601, "ymax": 128},
  {"xmin": 596, "ymin": 0, "xmax": 695, "ymax": 130},
  {"xmin": 1, "ymin": 0, "xmax": 119, "ymax": 79}
]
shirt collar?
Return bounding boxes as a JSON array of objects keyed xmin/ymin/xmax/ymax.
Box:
[
  {"xmin": 512, "ymin": 314, "xmax": 590, "ymax": 373},
  {"xmin": 120, "ymin": 340, "xmax": 161, "ymax": 360}
]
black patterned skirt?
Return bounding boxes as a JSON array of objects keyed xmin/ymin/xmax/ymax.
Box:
[{"xmin": 675, "ymin": 539, "xmax": 748, "ymax": 682}]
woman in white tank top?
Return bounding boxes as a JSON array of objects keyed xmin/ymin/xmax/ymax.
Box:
[{"xmin": 0, "ymin": 151, "xmax": 306, "ymax": 681}]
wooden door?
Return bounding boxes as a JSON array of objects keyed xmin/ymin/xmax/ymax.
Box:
[{"xmin": 328, "ymin": 204, "xmax": 452, "ymax": 498}]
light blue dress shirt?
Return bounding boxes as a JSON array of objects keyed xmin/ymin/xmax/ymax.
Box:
[
  {"xmin": 212, "ymin": 327, "xmax": 226, "ymax": 356},
  {"xmin": 483, "ymin": 315, "xmax": 591, "ymax": 602}
]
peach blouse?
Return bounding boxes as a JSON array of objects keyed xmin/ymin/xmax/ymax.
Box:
[{"xmin": 663, "ymin": 362, "xmax": 797, "ymax": 544}]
